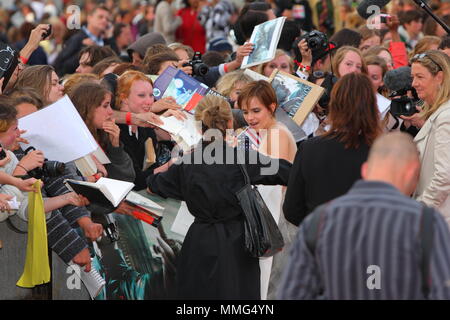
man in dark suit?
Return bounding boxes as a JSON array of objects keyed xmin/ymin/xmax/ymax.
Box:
[{"xmin": 53, "ymin": 4, "xmax": 113, "ymax": 76}]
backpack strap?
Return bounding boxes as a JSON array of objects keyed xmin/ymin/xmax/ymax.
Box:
[{"xmin": 420, "ymin": 204, "xmax": 435, "ymax": 299}]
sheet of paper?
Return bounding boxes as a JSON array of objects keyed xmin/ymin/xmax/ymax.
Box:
[
  {"xmin": 170, "ymin": 201, "xmax": 195, "ymax": 237},
  {"xmin": 18, "ymin": 95, "xmax": 99, "ymax": 163}
]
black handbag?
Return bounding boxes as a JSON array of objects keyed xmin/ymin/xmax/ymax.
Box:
[{"xmin": 236, "ymin": 163, "xmax": 284, "ymax": 258}]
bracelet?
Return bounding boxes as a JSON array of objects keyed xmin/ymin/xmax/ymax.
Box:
[
  {"xmin": 17, "ymin": 164, "xmax": 28, "ymax": 172},
  {"xmin": 19, "ymin": 56, "xmax": 29, "ymax": 64},
  {"xmin": 294, "ymin": 60, "xmax": 311, "ymax": 73},
  {"xmin": 93, "ymin": 173, "xmax": 101, "ymax": 181},
  {"xmin": 125, "ymin": 112, "xmax": 132, "ymax": 125}
]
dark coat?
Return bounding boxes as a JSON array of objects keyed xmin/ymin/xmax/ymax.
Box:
[
  {"xmin": 118, "ymin": 124, "xmax": 159, "ymax": 191},
  {"xmin": 147, "ymin": 142, "xmax": 291, "ymax": 299},
  {"xmin": 283, "ymin": 135, "xmax": 370, "ymax": 226}
]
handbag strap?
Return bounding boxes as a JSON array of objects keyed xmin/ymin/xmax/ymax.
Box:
[{"xmin": 238, "ymin": 163, "xmax": 251, "ymax": 186}]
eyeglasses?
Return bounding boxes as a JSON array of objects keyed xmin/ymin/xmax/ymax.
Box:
[{"xmin": 411, "ymin": 53, "xmax": 442, "ymax": 71}]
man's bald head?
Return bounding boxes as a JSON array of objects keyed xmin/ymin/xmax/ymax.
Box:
[
  {"xmin": 362, "ymin": 132, "xmax": 421, "ymax": 195},
  {"xmin": 367, "ymin": 132, "xmax": 419, "ymax": 167}
]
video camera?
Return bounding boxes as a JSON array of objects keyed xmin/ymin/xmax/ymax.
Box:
[
  {"xmin": 182, "ymin": 52, "xmax": 209, "ymax": 77},
  {"xmin": 389, "ymin": 88, "xmax": 421, "ymax": 117}
]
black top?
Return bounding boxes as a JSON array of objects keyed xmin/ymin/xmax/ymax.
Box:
[
  {"xmin": 283, "ymin": 135, "xmax": 370, "ymax": 226},
  {"xmin": 118, "ymin": 124, "xmax": 158, "ymax": 191},
  {"xmin": 147, "ymin": 142, "xmax": 292, "ymax": 299}
]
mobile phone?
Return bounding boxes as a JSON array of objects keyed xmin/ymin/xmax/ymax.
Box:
[
  {"xmin": 380, "ymin": 14, "xmax": 390, "ymax": 24},
  {"xmin": 42, "ymin": 24, "xmax": 52, "ymax": 39}
]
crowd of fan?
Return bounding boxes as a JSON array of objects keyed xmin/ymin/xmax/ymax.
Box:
[{"xmin": 1, "ymin": 0, "xmax": 450, "ymax": 300}]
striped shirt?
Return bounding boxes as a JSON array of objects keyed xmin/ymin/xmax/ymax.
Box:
[{"xmin": 278, "ymin": 180, "xmax": 450, "ymax": 300}]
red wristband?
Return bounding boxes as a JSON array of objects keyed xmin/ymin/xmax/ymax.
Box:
[
  {"xmin": 125, "ymin": 112, "xmax": 132, "ymax": 125},
  {"xmin": 223, "ymin": 63, "xmax": 228, "ymax": 73},
  {"xmin": 19, "ymin": 56, "xmax": 29, "ymax": 64}
]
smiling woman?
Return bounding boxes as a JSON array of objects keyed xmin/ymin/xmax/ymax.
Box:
[
  {"xmin": 14, "ymin": 65, "xmax": 64, "ymax": 106},
  {"xmin": 410, "ymin": 50, "xmax": 450, "ymax": 224}
]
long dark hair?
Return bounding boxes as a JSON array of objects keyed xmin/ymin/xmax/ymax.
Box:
[
  {"xmin": 324, "ymin": 73, "xmax": 381, "ymax": 148},
  {"xmin": 69, "ymin": 82, "xmax": 112, "ymax": 150}
]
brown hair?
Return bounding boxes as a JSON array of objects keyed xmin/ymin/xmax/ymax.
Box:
[
  {"xmin": 237, "ymin": 80, "xmax": 277, "ymax": 115},
  {"xmin": 324, "ymin": 73, "xmax": 381, "ymax": 148},
  {"xmin": 68, "ymin": 82, "xmax": 112, "ymax": 149},
  {"xmin": 91, "ymin": 56, "xmax": 123, "ymax": 76},
  {"xmin": 14, "ymin": 65, "xmax": 54, "ymax": 105},
  {"xmin": 332, "ymin": 46, "xmax": 368, "ymax": 77},
  {"xmin": 144, "ymin": 51, "xmax": 180, "ymax": 75},
  {"xmin": 112, "ymin": 63, "xmax": 145, "ymax": 76},
  {"xmin": 7, "ymin": 87, "xmax": 44, "ymax": 110},
  {"xmin": 408, "ymin": 36, "xmax": 442, "ymax": 60},
  {"xmin": 62, "ymin": 73, "xmax": 99, "ymax": 95},
  {"xmin": 78, "ymin": 45, "xmax": 117, "ymax": 67},
  {"xmin": 364, "ymin": 55, "xmax": 388, "ymax": 95},
  {"xmin": 195, "ymin": 95, "xmax": 232, "ymax": 138},
  {"xmin": 144, "ymin": 44, "xmax": 173, "ymax": 61},
  {"xmin": 0, "ymin": 97, "xmax": 17, "ymax": 133}
]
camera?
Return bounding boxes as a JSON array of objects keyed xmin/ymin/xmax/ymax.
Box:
[
  {"xmin": 0, "ymin": 146, "xmax": 6, "ymax": 160},
  {"xmin": 304, "ymin": 30, "xmax": 329, "ymax": 53},
  {"xmin": 389, "ymin": 88, "xmax": 420, "ymax": 117},
  {"xmin": 182, "ymin": 52, "xmax": 209, "ymax": 77},
  {"xmin": 22, "ymin": 146, "xmax": 65, "ymax": 180}
]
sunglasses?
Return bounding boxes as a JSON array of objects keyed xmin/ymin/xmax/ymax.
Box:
[{"xmin": 411, "ymin": 53, "xmax": 442, "ymax": 71}]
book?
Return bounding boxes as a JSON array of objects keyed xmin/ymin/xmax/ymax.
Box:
[
  {"xmin": 151, "ymin": 113, "xmax": 203, "ymax": 151},
  {"xmin": 64, "ymin": 177, "xmax": 135, "ymax": 209},
  {"xmin": 241, "ymin": 17, "xmax": 286, "ymax": 69},
  {"xmin": 268, "ymin": 69, "xmax": 324, "ymax": 126},
  {"xmin": 68, "ymin": 260, "xmax": 106, "ymax": 299},
  {"xmin": 124, "ymin": 191, "xmax": 164, "ymax": 227},
  {"xmin": 153, "ymin": 66, "xmax": 210, "ymax": 112}
]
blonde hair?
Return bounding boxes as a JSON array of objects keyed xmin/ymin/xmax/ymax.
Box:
[
  {"xmin": 256, "ymin": 49, "xmax": 293, "ymax": 76},
  {"xmin": 410, "ymin": 50, "xmax": 450, "ymax": 120},
  {"xmin": 408, "ymin": 36, "xmax": 442, "ymax": 60},
  {"xmin": 116, "ymin": 70, "xmax": 153, "ymax": 110},
  {"xmin": 332, "ymin": 46, "xmax": 368, "ymax": 77},
  {"xmin": 216, "ymin": 70, "xmax": 253, "ymax": 98},
  {"xmin": 195, "ymin": 95, "xmax": 232, "ymax": 138},
  {"xmin": 62, "ymin": 73, "xmax": 99, "ymax": 95}
]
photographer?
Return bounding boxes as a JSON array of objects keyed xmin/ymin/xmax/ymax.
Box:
[{"xmin": 295, "ymin": 30, "xmax": 338, "ymax": 137}]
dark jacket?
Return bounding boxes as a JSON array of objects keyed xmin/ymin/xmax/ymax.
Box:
[
  {"xmin": 283, "ymin": 135, "xmax": 370, "ymax": 226},
  {"xmin": 53, "ymin": 29, "xmax": 114, "ymax": 76},
  {"xmin": 147, "ymin": 142, "xmax": 291, "ymax": 299}
]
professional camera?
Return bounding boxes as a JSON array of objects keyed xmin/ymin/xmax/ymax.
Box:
[
  {"xmin": 182, "ymin": 52, "xmax": 209, "ymax": 77},
  {"xmin": 304, "ymin": 30, "xmax": 329, "ymax": 53},
  {"xmin": 389, "ymin": 88, "xmax": 421, "ymax": 117},
  {"xmin": 22, "ymin": 146, "xmax": 65, "ymax": 180}
]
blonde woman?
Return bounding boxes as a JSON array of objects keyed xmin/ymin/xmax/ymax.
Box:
[
  {"xmin": 256, "ymin": 49, "xmax": 294, "ymax": 77},
  {"xmin": 409, "ymin": 50, "xmax": 450, "ymax": 225},
  {"xmin": 331, "ymin": 46, "xmax": 368, "ymax": 77},
  {"xmin": 215, "ymin": 70, "xmax": 253, "ymax": 108}
]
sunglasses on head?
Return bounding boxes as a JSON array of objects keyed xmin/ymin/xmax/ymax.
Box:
[{"xmin": 411, "ymin": 53, "xmax": 442, "ymax": 71}]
